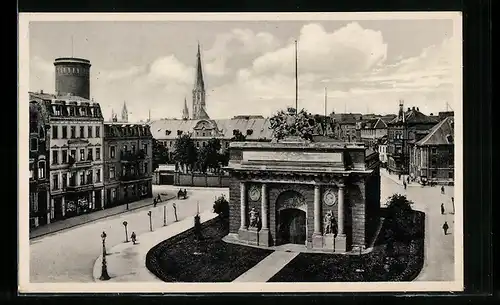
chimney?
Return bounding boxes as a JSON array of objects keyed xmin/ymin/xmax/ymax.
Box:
[
  {"xmin": 412, "ymin": 106, "xmax": 415, "ymax": 111},
  {"xmin": 407, "ymin": 107, "xmax": 411, "ymax": 111},
  {"xmin": 417, "ymin": 107, "xmax": 419, "ymax": 111},
  {"xmin": 40, "ymin": 89, "xmax": 43, "ymax": 94}
]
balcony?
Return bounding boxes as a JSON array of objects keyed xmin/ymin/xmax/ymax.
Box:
[
  {"xmin": 120, "ymin": 150, "xmax": 146, "ymax": 163},
  {"xmin": 119, "ymin": 173, "xmax": 148, "ymax": 182},
  {"xmin": 68, "ymin": 156, "xmax": 92, "ymax": 169},
  {"xmin": 66, "ymin": 180, "xmax": 94, "ymax": 193}
]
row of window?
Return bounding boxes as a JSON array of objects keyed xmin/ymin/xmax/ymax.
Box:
[
  {"xmin": 56, "ymin": 66, "xmax": 89, "ymax": 75},
  {"xmin": 52, "ymin": 147, "xmax": 101, "ymax": 165},
  {"xmin": 29, "ymin": 161, "xmax": 46, "ymax": 180},
  {"xmin": 52, "ymin": 125, "xmax": 101, "ymax": 139},
  {"xmin": 52, "ymin": 169, "xmax": 102, "ymax": 191},
  {"xmin": 159, "ymin": 140, "xmax": 229, "ymax": 149},
  {"xmin": 51, "ymin": 105, "xmax": 100, "ymax": 118},
  {"xmin": 108, "ymin": 143, "xmax": 148, "ymax": 158},
  {"xmin": 107, "ymin": 163, "xmax": 149, "ymax": 179}
]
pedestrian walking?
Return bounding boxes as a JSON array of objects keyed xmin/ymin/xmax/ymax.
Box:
[
  {"xmin": 442, "ymin": 221, "xmax": 449, "ymax": 235},
  {"xmin": 131, "ymin": 232, "xmax": 137, "ymax": 244},
  {"xmin": 403, "ymin": 181, "xmax": 407, "ymax": 190},
  {"xmin": 173, "ymin": 202, "xmax": 178, "ymax": 222},
  {"xmin": 441, "ymin": 203, "xmax": 445, "ymax": 215},
  {"xmin": 157, "ymin": 194, "xmax": 161, "ymax": 202},
  {"xmin": 407, "ymin": 176, "xmax": 410, "ymax": 184},
  {"xmin": 398, "ymin": 173, "xmax": 401, "ymax": 180},
  {"xmin": 441, "ymin": 186, "xmax": 445, "ymax": 194},
  {"xmin": 153, "ymin": 198, "xmax": 157, "ymax": 207}
]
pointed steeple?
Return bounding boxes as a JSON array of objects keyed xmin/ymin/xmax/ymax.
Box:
[
  {"xmin": 194, "ymin": 42, "xmax": 205, "ymax": 90},
  {"xmin": 182, "ymin": 97, "xmax": 190, "ymax": 120},
  {"xmin": 121, "ymin": 101, "xmax": 129, "ymax": 123}
]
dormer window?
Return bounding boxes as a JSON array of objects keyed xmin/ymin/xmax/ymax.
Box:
[
  {"xmin": 53, "ymin": 105, "xmax": 61, "ymax": 116},
  {"xmin": 246, "ymin": 129, "xmax": 253, "ymax": 136},
  {"xmin": 69, "ymin": 106, "xmax": 75, "ymax": 116},
  {"xmin": 165, "ymin": 130, "xmax": 171, "ymax": 136},
  {"xmin": 177, "ymin": 130, "xmax": 183, "ymax": 136}
]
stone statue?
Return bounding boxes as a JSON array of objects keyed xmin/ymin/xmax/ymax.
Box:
[
  {"xmin": 323, "ymin": 211, "xmax": 332, "ymax": 234},
  {"xmin": 323, "ymin": 210, "xmax": 338, "ymax": 237},
  {"xmin": 249, "ymin": 207, "xmax": 260, "ymax": 228}
]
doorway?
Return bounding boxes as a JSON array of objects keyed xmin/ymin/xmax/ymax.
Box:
[{"xmin": 278, "ymin": 208, "xmax": 307, "ymax": 245}]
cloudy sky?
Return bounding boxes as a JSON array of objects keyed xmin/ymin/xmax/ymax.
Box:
[{"xmin": 29, "ymin": 19, "xmax": 458, "ymax": 121}]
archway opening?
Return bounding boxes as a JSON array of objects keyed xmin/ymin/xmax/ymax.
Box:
[{"xmin": 278, "ymin": 208, "xmax": 306, "ymax": 245}]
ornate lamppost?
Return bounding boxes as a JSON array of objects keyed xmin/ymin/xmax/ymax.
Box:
[
  {"xmin": 147, "ymin": 210, "xmax": 152, "ymax": 231},
  {"xmin": 123, "ymin": 221, "xmax": 128, "ymax": 242},
  {"xmin": 99, "ymin": 231, "xmax": 110, "ymax": 281}
]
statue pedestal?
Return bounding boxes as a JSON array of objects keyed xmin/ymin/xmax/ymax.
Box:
[
  {"xmin": 312, "ymin": 233, "xmax": 324, "ymax": 249},
  {"xmin": 258, "ymin": 229, "xmax": 270, "ymax": 247},
  {"xmin": 248, "ymin": 227, "xmax": 259, "ymax": 245},
  {"xmin": 238, "ymin": 228, "xmax": 248, "ymax": 243},
  {"xmin": 323, "ymin": 234, "xmax": 347, "ymax": 253}
]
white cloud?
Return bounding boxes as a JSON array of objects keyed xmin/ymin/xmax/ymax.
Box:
[{"xmin": 146, "ymin": 55, "xmax": 194, "ymax": 84}]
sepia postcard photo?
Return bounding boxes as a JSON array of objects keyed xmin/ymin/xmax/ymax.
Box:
[{"xmin": 18, "ymin": 12, "xmax": 463, "ymax": 293}]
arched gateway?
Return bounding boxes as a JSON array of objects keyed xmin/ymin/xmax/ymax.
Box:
[
  {"xmin": 276, "ymin": 191, "xmax": 307, "ymax": 246},
  {"xmin": 225, "ymin": 141, "xmax": 381, "ymax": 254}
]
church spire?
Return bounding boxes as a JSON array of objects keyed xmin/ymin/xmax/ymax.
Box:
[
  {"xmin": 182, "ymin": 97, "xmax": 190, "ymax": 120},
  {"xmin": 192, "ymin": 42, "xmax": 209, "ymax": 120},
  {"xmin": 121, "ymin": 101, "xmax": 129, "ymax": 123},
  {"xmin": 194, "ymin": 42, "xmax": 205, "ymax": 91}
]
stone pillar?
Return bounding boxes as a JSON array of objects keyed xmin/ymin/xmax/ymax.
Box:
[
  {"xmin": 312, "ymin": 184, "xmax": 323, "ymax": 248},
  {"xmin": 338, "ymin": 184, "xmax": 345, "ymax": 235},
  {"xmin": 259, "ymin": 183, "xmax": 270, "ymax": 246},
  {"xmin": 238, "ymin": 181, "xmax": 248, "ymax": 242},
  {"xmin": 61, "ymin": 197, "xmax": 66, "ymax": 217},
  {"xmin": 240, "ymin": 182, "xmax": 247, "ymax": 229},
  {"xmin": 101, "ymin": 189, "xmax": 105, "ymax": 210},
  {"xmin": 47, "ymin": 192, "xmax": 51, "ymax": 224},
  {"xmin": 335, "ymin": 182, "xmax": 347, "ymax": 253}
]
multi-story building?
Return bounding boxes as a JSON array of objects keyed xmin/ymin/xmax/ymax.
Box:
[
  {"xmin": 409, "ymin": 116, "xmax": 454, "ymax": 185},
  {"xmin": 330, "ymin": 113, "xmax": 362, "ymax": 141},
  {"xmin": 29, "ymin": 100, "xmax": 50, "ymax": 229},
  {"xmin": 386, "ymin": 101, "xmax": 439, "ymax": 175},
  {"xmin": 359, "ymin": 118, "xmax": 389, "ymax": 148},
  {"xmin": 29, "ymin": 91, "xmax": 105, "ymax": 221},
  {"xmin": 103, "ymin": 123, "xmax": 153, "ymax": 207}
]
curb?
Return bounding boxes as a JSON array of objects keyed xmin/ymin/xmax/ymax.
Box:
[{"xmin": 30, "ymin": 195, "xmax": 176, "ymax": 240}]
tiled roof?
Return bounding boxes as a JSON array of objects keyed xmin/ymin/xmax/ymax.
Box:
[
  {"xmin": 104, "ymin": 122, "xmax": 153, "ymax": 138},
  {"xmin": 416, "ymin": 116, "xmax": 454, "ymax": 146},
  {"xmin": 389, "ymin": 108, "xmax": 439, "ymax": 125},
  {"xmin": 150, "ymin": 118, "xmax": 273, "ymax": 140},
  {"xmin": 373, "ymin": 118, "xmax": 388, "ymax": 129}
]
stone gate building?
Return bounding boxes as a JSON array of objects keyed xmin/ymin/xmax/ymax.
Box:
[{"xmin": 225, "ymin": 141, "xmax": 381, "ymax": 253}]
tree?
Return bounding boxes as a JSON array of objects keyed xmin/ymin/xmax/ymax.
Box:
[
  {"xmin": 197, "ymin": 138, "xmax": 222, "ymax": 173},
  {"xmin": 269, "ymin": 107, "xmax": 316, "ymax": 141},
  {"xmin": 213, "ymin": 194, "xmax": 229, "ymax": 218},
  {"xmin": 173, "ymin": 134, "xmax": 198, "ymax": 173},
  {"xmin": 384, "ymin": 194, "xmax": 415, "ymax": 242},
  {"xmin": 152, "ymin": 139, "xmax": 169, "ymax": 171}
]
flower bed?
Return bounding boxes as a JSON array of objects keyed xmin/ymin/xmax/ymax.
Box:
[{"xmin": 146, "ymin": 217, "xmax": 273, "ymax": 282}]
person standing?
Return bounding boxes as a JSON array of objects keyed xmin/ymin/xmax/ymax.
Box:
[
  {"xmin": 441, "ymin": 186, "xmax": 445, "ymax": 194},
  {"xmin": 407, "ymin": 176, "xmax": 410, "ymax": 184},
  {"xmin": 131, "ymin": 232, "xmax": 137, "ymax": 244},
  {"xmin": 441, "ymin": 203, "xmax": 445, "ymax": 215},
  {"xmin": 403, "ymin": 181, "xmax": 407, "ymax": 190},
  {"xmin": 442, "ymin": 221, "xmax": 449, "ymax": 235}
]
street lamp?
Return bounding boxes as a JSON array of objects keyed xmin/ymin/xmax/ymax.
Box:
[
  {"xmin": 99, "ymin": 231, "xmax": 110, "ymax": 281},
  {"xmin": 123, "ymin": 221, "xmax": 128, "ymax": 242},
  {"xmin": 147, "ymin": 211, "xmax": 152, "ymax": 231}
]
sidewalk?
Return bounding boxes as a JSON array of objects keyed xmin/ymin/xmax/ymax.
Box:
[
  {"xmin": 92, "ymin": 210, "xmax": 218, "ymax": 282},
  {"xmin": 30, "ymin": 194, "xmax": 176, "ymax": 239},
  {"xmin": 233, "ymin": 251, "xmax": 299, "ymax": 282},
  {"xmin": 380, "ymin": 168, "xmax": 420, "ymax": 187}
]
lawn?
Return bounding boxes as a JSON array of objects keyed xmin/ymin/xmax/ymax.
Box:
[{"xmin": 146, "ymin": 217, "xmax": 273, "ymax": 282}]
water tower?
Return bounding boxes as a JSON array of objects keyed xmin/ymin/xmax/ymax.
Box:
[{"xmin": 54, "ymin": 57, "xmax": 91, "ymax": 99}]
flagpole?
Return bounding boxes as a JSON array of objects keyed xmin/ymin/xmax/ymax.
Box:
[{"xmin": 295, "ymin": 40, "xmax": 298, "ymax": 113}]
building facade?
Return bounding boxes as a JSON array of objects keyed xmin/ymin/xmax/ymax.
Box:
[
  {"xmin": 103, "ymin": 123, "xmax": 153, "ymax": 207},
  {"xmin": 29, "ymin": 101, "xmax": 50, "ymax": 229},
  {"xmin": 29, "ymin": 92, "xmax": 105, "ymax": 221},
  {"xmin": 386, "ymin": 101, "xmax": 439, "ymax": 175},
  {"xmin": 409, "ymin": 116, "xmax": 454, "ymax": 185},
  {"xmin": 377, "ymin": 138, "xmax": 388, "ymax": 167},
  {"xmin": 225, "ymin": 141, "xmax": 381, "ymax": 253},
  {"xmin": 359, "ymin": 118, "xmax": 389, "ymax": 149}
]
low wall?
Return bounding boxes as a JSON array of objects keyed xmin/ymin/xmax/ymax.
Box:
[{"xmin": 174, "ymin": 172, "xmax": 230, "ymax": 188}]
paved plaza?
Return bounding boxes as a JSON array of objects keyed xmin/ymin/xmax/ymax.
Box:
[
  {"xmin": 29, "ymin": 185, "xmax": 228, "ymax": 283},
  {"xmin": 29, "ymin": 174, "xmax": 455, "ymax": 283}
]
